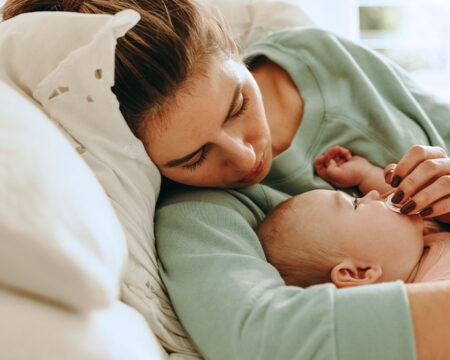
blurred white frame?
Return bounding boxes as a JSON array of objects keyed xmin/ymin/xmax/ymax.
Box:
[
  {"xmin": 297, "ymin": 0, "xmax": 450, "ymax": 101},
  {"xmin": 296, "ymin": 0, "xmax": 360, "ymax": 40}
]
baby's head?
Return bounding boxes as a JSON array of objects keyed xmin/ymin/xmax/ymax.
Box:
[{"xmin": 257, "ymin": 189, "xmax": 425, "ymax": 288}]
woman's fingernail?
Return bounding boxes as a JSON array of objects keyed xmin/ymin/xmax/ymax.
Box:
[
  {"xmin": 400, "ymin": 200, "xmax": 416, "ymax": 214},
  {"xmin": 384, "ymin": 169, "xmax": 394, "ymax": 183},
  {"xmin": 391, "ymin": 190, "xmax": 404, "ymax": 204},
  {"xmin": 420, "ymin": 207, "xmax": 433, "ymax": 217},
  {"xmin": 391, "ymin": 175, "xmax": 402, "ymax": 188}
]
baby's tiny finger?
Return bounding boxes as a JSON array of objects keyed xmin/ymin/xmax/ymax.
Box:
[
  {"xmin": 314, "ymin": 155, "xmax": 325, "ymax": 167},
  {"xmin": 338, "ymin": 146, "xmax": 352, "ymax": 161}
]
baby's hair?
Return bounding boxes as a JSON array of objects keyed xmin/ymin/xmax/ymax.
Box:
[
  {"xmin": 1, "ymin": 0, "xmax": 233, "ymax": 136},
  {"xmin": 257, "ymin": 195, "xmax": 345, "ymax": 288},
  {"xmin": 423, "ymin": 218, "xmax": 441, "ymax": 235}
]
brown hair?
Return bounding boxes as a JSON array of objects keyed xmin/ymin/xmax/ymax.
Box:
[
  {"xmin": 1, "ymin": 0, "xmax": 232, "ymax": 135},
  {"xmin": 257, "ymin": 196, "xmax": 345, "ymax": 288}
]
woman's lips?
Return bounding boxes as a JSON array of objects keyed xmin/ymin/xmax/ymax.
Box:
[{"xmin": 242, "ymin": 158, "xmax": 265, "ymax": 183}]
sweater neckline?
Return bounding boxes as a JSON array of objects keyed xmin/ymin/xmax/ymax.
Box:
[{"xmin": 242, "ymin": 40, "xmax": 325, "ymax": 186}]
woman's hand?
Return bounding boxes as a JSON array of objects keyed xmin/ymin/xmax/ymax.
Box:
[{"xmin": 384, "ymin": 145, "xmax": 450, "ymax": 222}]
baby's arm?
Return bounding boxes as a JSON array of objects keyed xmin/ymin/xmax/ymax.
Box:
[{"xmin": 314, "ymin": 146, "xmax": 392, "ymax": 195}]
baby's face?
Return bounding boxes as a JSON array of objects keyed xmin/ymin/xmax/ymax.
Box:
[{"xmin": 298, "ymin": 189, "xmax": 425, "ymax": 282}]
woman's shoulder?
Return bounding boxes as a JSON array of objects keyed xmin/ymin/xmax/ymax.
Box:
[
  {"xmin": 156, "ymin": 183, "xmax": 287, "ymax": 225},
  {"xmin": 242, "ymin": 26, "xmax": 345, "ymax": 71},
  {"xmin": 247, "ymin": 26, "xmax": 339, "ymax": 51},
  {"xmin": 157, "ymin": 185, "xmax": 237, "ymax": 211}
]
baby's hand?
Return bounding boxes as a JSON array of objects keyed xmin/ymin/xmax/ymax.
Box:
[{"xmin": 314, "ymin": 146, "xmax": 369, "ymax": 188}]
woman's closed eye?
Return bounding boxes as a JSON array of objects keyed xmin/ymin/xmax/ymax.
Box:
[
  {"xmin": 183, "ymin": 146, "xmax": 209, "ymax": 171},
  {"xmin": 231, "ymin": 94, "xmax": 249, "ymax": 119},
  {"xmin": 183, "ymin": 94, "xmax": 250, "ymax": 172}
]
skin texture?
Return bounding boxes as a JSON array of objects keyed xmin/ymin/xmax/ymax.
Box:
[
  {"xmin": 143, "ymin": 57, "xmax": 273, "ymax": 188},
  {"xmin": 384, "ymin": 145, "xmax": 450, "ymax": 221},
  {"xmin": 139, "ymin": 52, "xmax": 450, "ymax": 358},
  {"xmin": 278, "ymin": 189, "xmax": 425, "ymax": 286},
  {"xmin": 314, "ymin": 146, "xmax": 450, "ymax": 358}
]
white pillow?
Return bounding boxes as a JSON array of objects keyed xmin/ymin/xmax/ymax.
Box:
[
  {"xmin": 0, "ymin": 3, "xmax": 314, "ymax": 358},
  {"xmin": 0, "ymin": 11, "xmax": 166, "ymax": 360},
  {"xmin": 0, "ymin": 78, "xmax": 126, "ymax": 311},
  {"xmin": 0, "ymin": 8, "xmax": 183, "ymax": 357},
  {"xmin": 0, "ymin": 286, "xmax": 165, "ymax": 360}
]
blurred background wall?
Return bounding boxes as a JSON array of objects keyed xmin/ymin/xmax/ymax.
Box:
[
  {"xmin": 1, "ymin": 0, "xmax": 449, "ymax": 100},
  {"xmin": 297, "ymin": 0, "xmax": 450, "ymax": 101}
]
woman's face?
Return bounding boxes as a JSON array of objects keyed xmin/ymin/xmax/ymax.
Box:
[{"xmin": 142, "ymin": 57, "xmax": 273, "ymax": 188}]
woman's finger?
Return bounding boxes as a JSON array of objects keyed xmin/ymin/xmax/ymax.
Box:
[
  {"xmin": 398, "ymin": 175, "xmax": 450, "ymax": 216},
  {"xmin": 390, "ymin": 145, "xmax": 447, "ymax": 188},
  {"xmin": 384, "ymin": 163, "xmax": 396, "ymax": 184},
  {"xmin": 418, "ymin": 196, "xmax": 450, "ymax": 219},
  {"xmin": 391, "ymin": 158, "xmax": 450, "ymax": 208}
]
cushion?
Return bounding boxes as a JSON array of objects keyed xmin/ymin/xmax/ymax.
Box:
[
  {"xmin": 0, "ymin": 10, "xmax": 165, "ymax": 360},
  {"xmin": 0, "ymin": 75, "xmax": 126, "ymax": 312},
  {"xmin": 0, "ymin": 6, "xmax": 178, "ymax": 357},
  {"xmin": 0, "ymin": 286, "xmax": 164, "ymax": 360},
  {"xmin": 0, "ymin": 2, "xmax": 313, "ymax": 359}
]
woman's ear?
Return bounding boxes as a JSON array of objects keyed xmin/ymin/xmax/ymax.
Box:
[{"xmin": 330, "ymin": 261, "xmax": 382, "ymax": 288}]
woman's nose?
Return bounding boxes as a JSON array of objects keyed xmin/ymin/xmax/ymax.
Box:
[{"xmin": 220, "ymin": 132, "xmax": 256, "ymax": 171}]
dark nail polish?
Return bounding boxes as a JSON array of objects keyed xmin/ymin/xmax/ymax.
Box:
[
  {"xmin": 391, "ymin": 175, "xmax": 402, "ymax": 188},
  {"xmin": 391, "ymin": 190, "xmax": 404, "ymax": 204},
  {"xmin": 400, "ymin": 200, "xmax": 416, "ymax": 214},
  {"xmin": 420, "ymin": 207, "xmax": 433, "ymax": 217}
]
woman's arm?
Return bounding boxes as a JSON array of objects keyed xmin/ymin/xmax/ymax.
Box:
[
  {"xmin": 156, "ymin": 187, "xmax": 417, "ymax": 359},
  {"xmin": 407, "ymin": 281, "xmax": 450, "ymax": 359}
]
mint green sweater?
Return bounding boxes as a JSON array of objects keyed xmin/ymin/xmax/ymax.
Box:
[{"xmin": 156, "ymin": 27, "xmax": 449, "ymax": 360}]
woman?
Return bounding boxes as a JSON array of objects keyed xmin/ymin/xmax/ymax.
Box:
[{"xmin": 3, "ymin": 0, "xmax": 450, "ymax": 359}]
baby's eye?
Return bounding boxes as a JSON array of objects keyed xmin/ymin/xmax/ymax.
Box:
[{"xmin": 353, "ymin": 195, "xmax": 360, "ymax": 210}]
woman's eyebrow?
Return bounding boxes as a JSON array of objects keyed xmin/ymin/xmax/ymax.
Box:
[{"xmin": 162, "ymin": 81, "xmax": 243, "ymax": 168}]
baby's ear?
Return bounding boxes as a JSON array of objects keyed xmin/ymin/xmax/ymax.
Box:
[{"xmin": 331, "ymin": 262, "xmax": 382, "ymax": 288}]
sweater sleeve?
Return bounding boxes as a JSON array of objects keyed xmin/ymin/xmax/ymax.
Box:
[
  {"xmin": 324, "ymin": 28, "xmax": 450, "ymax": 152},
  {"xmin": 388, "ymin": 63, "xmax": 450, "ymax": 151},
  {"xmin": 155, "ymin": 189, "xmax": 416, "ymax": 360}
]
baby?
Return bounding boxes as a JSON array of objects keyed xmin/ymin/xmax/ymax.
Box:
[{"xmin": 257, "ymin": 146, "xmax": 448, "ymax": 288}]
